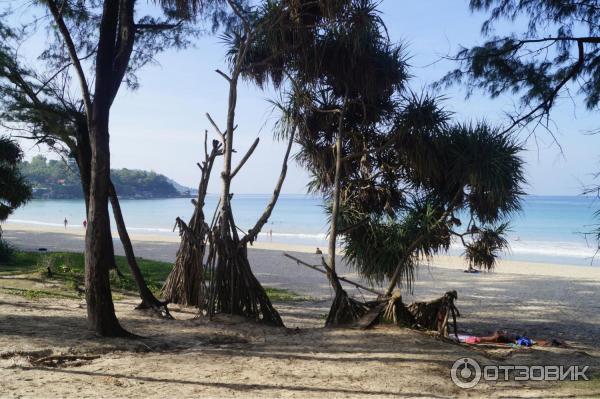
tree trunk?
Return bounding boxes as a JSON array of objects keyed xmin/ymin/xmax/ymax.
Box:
[
  {"xmin": 203, "ymin": 35, "xmax": 283, "ymax": 326},
  {"xmin": 84, "ymin": 0, "xmax": 128, "ymax": 337},
  {"xmin": 85, "ymin": 118, "xmax": 128, "ymax": 336},
  {"xmin": 108, "ymin": 182, "xmax": 172, "ymax": 318},
  {"xmin": 323, "ymin": 95, "xmax": 367, "ymax": 327},
  {"xmin": 76, "ymin": 126, "xmax": 118, "ymax": 271}
]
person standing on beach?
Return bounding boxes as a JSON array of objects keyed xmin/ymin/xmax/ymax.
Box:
[
  {"xmin": 83, "ymin": 220, "xmax": 87, "ymax": 229},
  {"xmin": 64, "ymin": 218, "xmax": 68, "ymax": 230}
]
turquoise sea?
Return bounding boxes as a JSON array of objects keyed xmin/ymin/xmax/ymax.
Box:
[{"xmin": 6, "ymin": 195, "xmax": 600, "ymax": 266}]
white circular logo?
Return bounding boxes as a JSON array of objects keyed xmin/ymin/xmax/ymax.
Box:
[{"xmin": 451, "ymin": 357, "xmax": 481, "ymax": 389}]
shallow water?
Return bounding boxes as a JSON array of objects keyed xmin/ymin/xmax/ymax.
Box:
[{"xmin": 6, "ymin": 194, "xmax": 600, "ymax": 266}]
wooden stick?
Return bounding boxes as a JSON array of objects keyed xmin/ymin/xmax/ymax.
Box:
[
  {"xmin": 231, "ymin": 137, "xmax": 259, "ymax": 178},
  {"xmin": 206, "ymin": 113, "xmax": 226, "ymax": 144},
  {"xmin": 283, "ymin": 253, "xmax": 383, "ymax": 296}
]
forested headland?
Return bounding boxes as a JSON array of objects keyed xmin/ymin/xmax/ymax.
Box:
[{"xmin": 20, "ymin": 156, "xmax": 191, "ymax": 199}]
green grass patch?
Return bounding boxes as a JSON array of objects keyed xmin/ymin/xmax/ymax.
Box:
[
  {"xmin": 0, "ymin": 251, "xmax": 173, "ymax": 296},
  {"xmin": 1, "ymin": 287, "xmax": 80, "ymax": 300},
  {"xmin": 265, "ymin": 287, "xmax": 311, "ymax": 302},
  {"xmin": 1, "ymin": 251, "xmax": 309, "ymax": 303}
]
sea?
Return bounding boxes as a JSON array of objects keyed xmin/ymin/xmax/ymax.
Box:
[{"xmin": 5, "ymin": 195, "xmax": 600, "ymax": 267}]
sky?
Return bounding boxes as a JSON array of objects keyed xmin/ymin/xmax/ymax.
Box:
[{"xmin": 9, "ymin": 1, "xmax": 600, "ymax": 195}]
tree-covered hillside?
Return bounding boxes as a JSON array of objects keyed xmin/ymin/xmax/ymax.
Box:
[{"xmin": 20, "ymin": 156, "xmax": 185, "ymax": 199}]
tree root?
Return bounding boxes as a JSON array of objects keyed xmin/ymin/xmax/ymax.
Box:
[
  {"xmin": 382, "ymin": 290, "xmax": 416, "ymax": 327},
  {"xmin": 325, "ymin": 288, "xmax": 370, "ymax": 327},
  {"xmin": 134, "ymin": 299, "xmax": 174, "ymax": 319},
  {"xmin": 206, "ymin": 237, "xmax": 284, "ymax": 327}
]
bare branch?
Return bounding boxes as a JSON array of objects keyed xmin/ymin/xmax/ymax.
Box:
[
  {"xmin": 135, "ymin": 22, "xmax": 182, "ymax": 31},
  {"xmin": 205, "ymin": 113, "xmax": 226, "ymax": 143},
  {"xmin": 240, "ymin": 130, "xmax": 295, "ymax": 245},
  {"xmin": 230, "ymin": 137, "xmax": 259, "ymax": 178},
  {"xmin": 215, "ymin": 69, "xmax": 232, "ymax": 82}
]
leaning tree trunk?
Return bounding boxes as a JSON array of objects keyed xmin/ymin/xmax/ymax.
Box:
[
  {"xmin": 75, "ymin": 118, "xmax": 162, "ymax": 315},
  {"xmin": 322, "ymin": 94, "xmax": 367, "ymax": 327},
  {"xmin": 108, "ymin": 182, "xmax": 172, "ymax": 318},
  {"xmin": 161, "ymin": 137, "xmax": 221, "ymax": 307}
]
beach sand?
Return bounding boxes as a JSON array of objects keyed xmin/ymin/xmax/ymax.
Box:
[{"xmin": 1, "ymin": 224, "xmax": 599, "ymax": 397}]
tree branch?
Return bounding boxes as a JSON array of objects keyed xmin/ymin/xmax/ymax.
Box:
[
  {"xmin": 215, "ymin": 69, "xmax": 232, "ymax": 82},
  {"xmin": 500, "ymin": 40, "xmax": 585, "ymax": 134},
  {"xmin": 205, "ymin": 113, "xmax": 226, "ymax": 143},
  {"xmin": 230, "ymin": 137, "xmax": 259, "ymax": 178},
  {"xmin": 135, "ymin": 22, "xmax": 182, "ymax": 31},
  {"xmin": 240, "ymin": 130, "xmax": 295, "ymax": 246},
  {"xmin": 45, "ymin": 0, "xmax": 92, "ymax": 122}
]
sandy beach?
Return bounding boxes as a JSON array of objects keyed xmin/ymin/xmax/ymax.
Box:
[{"xmin": 1, "ymin": 224, "xmax": 599, "ymax": 397}]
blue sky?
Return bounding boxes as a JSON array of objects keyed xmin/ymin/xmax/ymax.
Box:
[{"xmin": 12, "ymin": 1, "xmax": 600, "ymax": 195}]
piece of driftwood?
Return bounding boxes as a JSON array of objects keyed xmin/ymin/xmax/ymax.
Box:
[{"xmin": 32, "ymin": 354, "xmax": 100, "ymax": 367}]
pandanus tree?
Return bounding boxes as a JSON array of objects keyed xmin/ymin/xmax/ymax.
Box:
[
  {"xmin": 162, "ymin": 0, "xmax": 294, "ymax": 325},
  {"xmin": 338, "ymin": 119, "xmax": 524, "ymax": 325},
  {"xmin": 242, "ymin": 0, "xmax": 525, "ymax": 325},
  {"xmin": 240, "ymin": 0, "xmax": 412, "ymax": 325}
]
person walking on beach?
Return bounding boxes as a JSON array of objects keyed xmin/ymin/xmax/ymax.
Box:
[
  {"xmin": 64, "ymin": 218, "xmax": 68, "ymax": 230},
  {"xmin": 83, "ymin": 220, "xmax": 87, "ymax": 229}
]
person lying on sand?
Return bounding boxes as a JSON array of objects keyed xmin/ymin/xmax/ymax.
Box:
[{"xmin": 454, "ymin": 330, "xmax": 566, "ymax": 347}]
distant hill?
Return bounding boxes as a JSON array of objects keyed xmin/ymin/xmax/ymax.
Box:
[
  {"xmin": 20, "ymin": 155, "xmax": 192, "ymax": 200},
  {"xmin": 166, "ymin": 178, "xmax": 198, "ymax": 197}
]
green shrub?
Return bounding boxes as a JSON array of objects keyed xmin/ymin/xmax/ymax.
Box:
[{"xmin": 0, "ymin": 239, "xmax": 14, "ymax": 263}]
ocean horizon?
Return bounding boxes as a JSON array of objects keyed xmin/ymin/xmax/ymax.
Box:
[{"xmin": 5, "ymin": 194, "xmax": 600, "ymax": 267}]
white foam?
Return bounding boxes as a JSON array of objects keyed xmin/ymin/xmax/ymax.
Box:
[{"xmin": 7, "ymin": 218, "xmax": 599, "ymax": 260}]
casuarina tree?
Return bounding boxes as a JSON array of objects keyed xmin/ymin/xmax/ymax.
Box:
[
  {"xmin": 0, "ymin": 0, "xmax": 226, "ymax": 335},
  {"xmin": 440, "ymin": 0, "xmax": 600, "ymax": 259},
  {"xmin": 0, "ymin": 3, "xmax": 209, "ymax": 321}
]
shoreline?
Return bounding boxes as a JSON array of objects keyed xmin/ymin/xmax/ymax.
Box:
[{"xmin": 3, "ymin": 222, "xmax": 600, "ymax": 280}]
